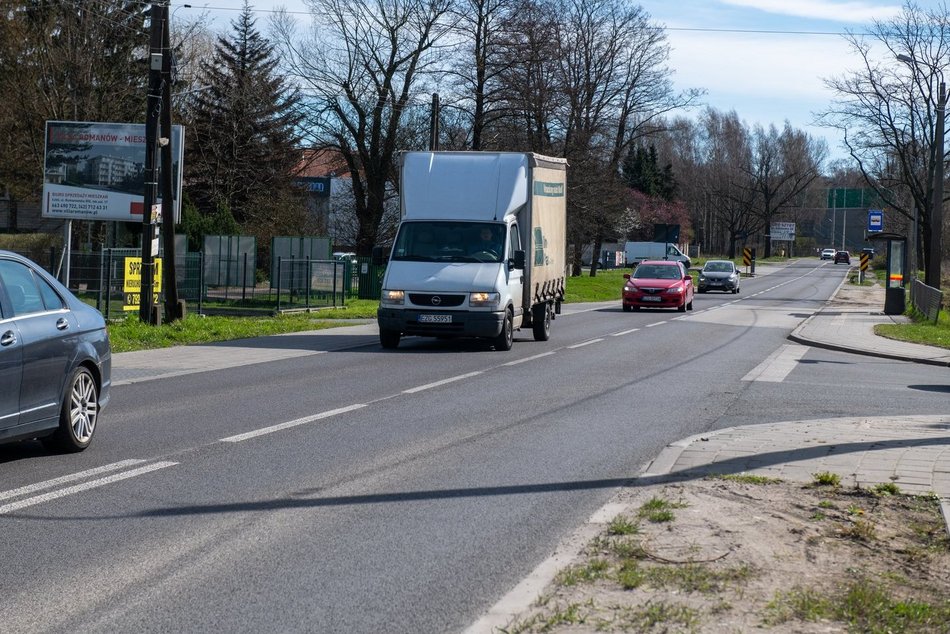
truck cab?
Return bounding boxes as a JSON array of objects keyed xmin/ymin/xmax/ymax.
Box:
[{"xmin": 377, "ymin": 219, "xmax": 525, "ymax": 349}]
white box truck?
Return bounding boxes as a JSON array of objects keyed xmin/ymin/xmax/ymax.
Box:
[
  {"xmin": 374, "ymin": 151, "xmax": 568, "ymax": 350},
  {"xmin": 624, "ymin": 241, "xmax": 691, "ymax": 269}
]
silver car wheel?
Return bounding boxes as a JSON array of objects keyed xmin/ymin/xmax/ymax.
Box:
[{"xmin": 69, "ymin": 369, "xmax": 98, "ymax": 443}]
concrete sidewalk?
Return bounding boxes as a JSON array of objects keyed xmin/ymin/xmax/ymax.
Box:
[{"xmin": 788, "ymin": 281, "xmax": 950, "ymax": 367}]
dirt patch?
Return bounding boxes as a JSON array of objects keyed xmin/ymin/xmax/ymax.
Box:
[{"xmin": 504, "ymin": 476, "xmax": 950, "ymax": 633}]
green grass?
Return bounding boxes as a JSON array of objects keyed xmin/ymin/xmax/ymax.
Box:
[
  {"xmin": 812, "ymin": 472, "xmax": 842, "ymax": 487},
  {"xmin": 563, "ymin": 268, "xmax": 629, "ymax": 303},
  {"xmin": 606, "ymin": 515, "xmax": 640, "ymax": 536},
  {"xmin": 107, "ymin": 309, "xmax": 375, "ymax": 352},
  {"xmin": 637, "ymin": 496, "xmax": 687, "ymax": 523},
  {"xmin": 871, "ymin": 482, "xmax": 901, "ymax": 497},
  {"xmin": 555, "ymin": 559, "xmax": 610, "ymax": 586},
  {"xmin": 875, "ymin": 308, "xmax": 950, "ymax": 350},
  {"xmin": 766, "ymin": 579, "xmax": 950, "ymax": 632},
  {"xmin": 705, "ymin": 473, "xmax": 783, "ymax": 485}
]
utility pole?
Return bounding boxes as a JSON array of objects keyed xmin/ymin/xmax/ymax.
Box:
[
  {"xmin": 929, "ymin": 82, "xmax": 945, "ymax": 290},
  {"xmin": 429, "ymin": 93, "xmax": 440, "ymax": 151},
  {"xmin": 160, "ymin": 1, "xmax": 182, "ymax": 320},
  {"xmin": 139, "ymin": 2, "xmax": 165, "ymax": 324}
]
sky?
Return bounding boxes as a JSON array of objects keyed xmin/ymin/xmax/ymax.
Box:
[{"xmin": 172, "ymin": 0, "xmax": 930, "ymax": 162}]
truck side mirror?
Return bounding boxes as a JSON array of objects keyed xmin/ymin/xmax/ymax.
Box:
[
  {"xmin": 511, "ymin": 250, "xmax": 526, "ymax": 270},
  {"xmin": 372, "ymin": 245, "xmax": 387, "ymax": 266}
]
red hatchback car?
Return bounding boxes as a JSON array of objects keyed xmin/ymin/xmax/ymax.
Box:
[{"xmin": 622, "ymin": 260, "xmax": 694, "ymax": 312}]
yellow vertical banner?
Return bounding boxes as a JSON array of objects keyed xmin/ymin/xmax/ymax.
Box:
[{"xmin": 122, "ymin": 257, "xmax": 163, "ymax": 310}]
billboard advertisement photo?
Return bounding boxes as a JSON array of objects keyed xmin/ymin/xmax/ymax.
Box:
[{"xmin": 41, "ymin": 121, "xmax": 184, "ymax": 223}]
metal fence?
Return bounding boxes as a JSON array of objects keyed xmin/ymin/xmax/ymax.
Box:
[
  {"xmin": 13, "ymin": 247, "xmax": 387, "ymax": 318},
  {"xmin": 273, "ymin": 258, "xmax": 348, "ymax": 312},
  {"xmin": 909, "ymin": 278, "xmax": 945, "ymax": 323}
]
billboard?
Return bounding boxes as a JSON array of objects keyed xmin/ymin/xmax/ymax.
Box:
[
  {"xmin": 769, "ymin": 221, "xmax": 796, "ymax": 241},
  {"xmin": 41, "ymin": 121, "xmax": 184, "ymax": 222}
]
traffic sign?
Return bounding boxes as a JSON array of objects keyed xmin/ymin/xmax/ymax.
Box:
[{"xmin": 868, "ymin": 210, "xmax": 883, "ymax": 233}]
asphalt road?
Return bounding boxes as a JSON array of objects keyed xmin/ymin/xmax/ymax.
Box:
[{"xmin": 1, "ymin": 260, "xmax": 946, "ymax": 633}]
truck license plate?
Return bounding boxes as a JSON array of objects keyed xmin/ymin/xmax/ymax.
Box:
[{"xmin": 419, "ymin": 314, "xmax": 452, "ymax": 323}]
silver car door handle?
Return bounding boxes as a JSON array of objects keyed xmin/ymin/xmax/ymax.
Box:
[
  {"xmin": 0, "ymin": 330, "xmax": 15, "ymax": 346},
  {"xmin": 56, "ymin": 318, "xmax": 69, "ymax": 331}
]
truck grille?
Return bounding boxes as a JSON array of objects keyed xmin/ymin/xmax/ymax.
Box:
[{"xmin": 409, "ymin": 293, "xmax": 465, "ymax": 307}]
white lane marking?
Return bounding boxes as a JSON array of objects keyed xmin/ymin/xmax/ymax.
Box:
[
  {"xmin": 646, "ymin": 321, "xmax": 666, "ymax": 327},
  {"xmin": 0, "ymin": 461, "xmax": 178, "ymax": 515},
  {"xmin": 403, "ymin": 371, "xmax": 483, "ymax": 394},
  {"xmin": 611, "ymin": 328, "xmax": 640, "ymax": 336},
  {"xmin": 0, "ymin": 459, "xmax": 148, "ymax": 502},
  {"xmin": 503, "ymin": 352, "xmax": 556, "ymax": 366},
  {"xmin": 221, "ymin": 403, "xmax": 368, "ymax": 442},
  {"xmin": 742, "ymin": 344, "xmax": 808, "ymax": 382},
  {"xmin": 567, "ymin": 338, "xmax": 603, "ymax": 349}
]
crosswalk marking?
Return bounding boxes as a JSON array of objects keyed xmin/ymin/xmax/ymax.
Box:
[{"xmin": 742, "ymin": 344, "xmax": 808, "ymax": 382}]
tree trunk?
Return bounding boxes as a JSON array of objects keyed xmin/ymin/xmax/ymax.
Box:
[{"xmin": 588, "ymin": 235, "xmax": 604, "ymax": 276}]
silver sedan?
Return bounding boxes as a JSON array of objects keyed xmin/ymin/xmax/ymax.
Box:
[
  {"xmin": 698, "ymin": 259, "xmax": 741, "ymax": 294},
  {"xmin": 0, "ymin": 250, "xmax": 111, "ymax": 452}
]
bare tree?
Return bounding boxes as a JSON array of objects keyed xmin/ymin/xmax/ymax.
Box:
[
  {"xmin": 489, "ymin": 0, "xmax": 563, "ymax": 153},
  {"xmin": 273, "ymin": 0, "xmax": 454, "ymax": 255},
  {"xmin": 743, "ymin": 123, "xmax": 826, "ymax": 258},
  {"xmin": 818, "ymin": 0, "xmax": 950, "ymax": 285},
  {"xmin": 445, "ymin": 0, "xmax": 518, "ymax": 150},
  {"xmin": 548, "ymin": 0, "xmax": 700, "ymax": 275}
]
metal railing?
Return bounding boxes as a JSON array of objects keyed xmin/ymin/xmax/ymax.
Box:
[
  {"xmin": 909, "ymin": 278, "xmax": 944, "ymax": 323},
  {"xmin": 16, "ymin": 247, "xmax": 389, "ymax": 318}
]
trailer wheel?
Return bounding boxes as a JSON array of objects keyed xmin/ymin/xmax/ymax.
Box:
[
  {"xmin": 493, "ymin": 309, "xmax": 513, "ymax": 351},
  {"xmin": 379, "ymin": 329, "xmax": 401, "ymax": 349},
  {"xmin": 532, "ymin": 303, "xmax": 551, "ymax": 341}
]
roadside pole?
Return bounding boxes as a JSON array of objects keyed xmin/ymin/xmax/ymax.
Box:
[
  {"xmin": 160, "ymin": 1, "xmax": 182, "ymax": 321},
  {"xmin": 139, "ymin": 2, "xmax": 164, "ymax": 324}
]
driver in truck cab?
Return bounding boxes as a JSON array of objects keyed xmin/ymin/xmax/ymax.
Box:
[{"xmin": 471, "ymin": 226, "xmax": 502, "ymax": 257}]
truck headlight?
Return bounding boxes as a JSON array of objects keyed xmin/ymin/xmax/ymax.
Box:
[
  {"xmin": 470, "ymin": 291, "xmax": 500, "ymax": 307},
  {"xmin": 381, "ymin": 290, "xmax": 405, "ymax": 305}
]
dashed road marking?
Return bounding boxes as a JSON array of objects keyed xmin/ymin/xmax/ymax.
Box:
[
  {"xmin": 221, "ymin": 403, "xmax": 369, "ymax": 442},
  {"xmin": 568, "ymin": 338, "xmax": 603, "ymax": 349},
  {"xmin": 403, "ymin": 371, "xmax": 484, "ymax": 394}
]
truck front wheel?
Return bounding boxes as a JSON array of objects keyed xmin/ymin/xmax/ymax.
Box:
[
  {"xmin": 532, "ymin": 303, "xmax": 551, "ymax": 341},
  {"xmin": 493, "ymin": 310, "xmax": 513, "ymax": 351},
  {"xmin": 380, "ymin": 329, "xmax": 401, "ymax": 349}
]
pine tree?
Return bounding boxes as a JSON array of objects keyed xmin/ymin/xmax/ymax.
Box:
[
  {"xmin": 622, "ymin": 145, "xmax": 677, "ymax": 202},
  {"xmin": 182, "ymin": 3, "xmax": 303, "ymax": 231}
]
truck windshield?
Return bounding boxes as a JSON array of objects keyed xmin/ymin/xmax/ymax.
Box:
[{"xmin": 391, "ymin": 221, "xmax": 506, "ymax": 263}]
